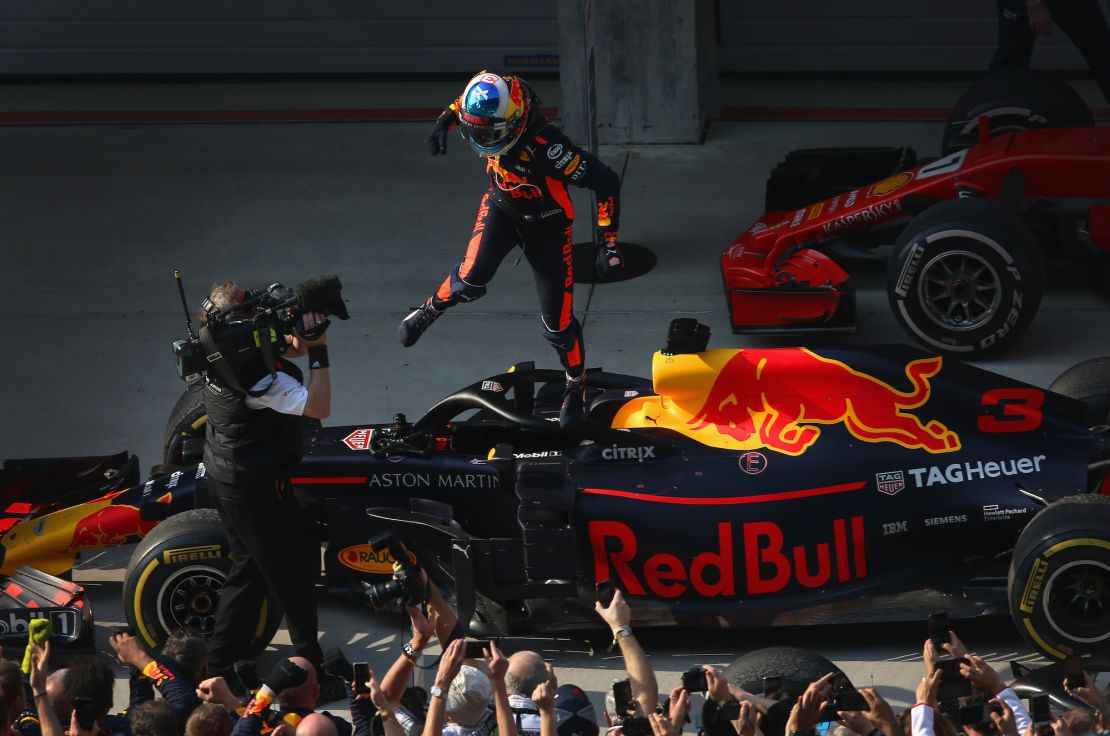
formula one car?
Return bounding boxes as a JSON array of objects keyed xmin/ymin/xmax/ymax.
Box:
[
  {"xmin": 0, "ymin": 456, "xmax": 123, "ymax": 655},
  {"xmin": 722, "ymin": 72, "xmax": 1109, "ymax": 354},
  {"xmin": 3, "ymin": 321, "xmax": 1110, "ymax": 661}
]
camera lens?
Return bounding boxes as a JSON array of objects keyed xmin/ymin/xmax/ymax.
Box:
[{"xmin": 363, "ymin": 579, "xmax": 402, "ymax": 610}]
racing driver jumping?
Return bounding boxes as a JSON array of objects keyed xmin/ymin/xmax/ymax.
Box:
[{"xmin": 397, "ymin": 71, "xmax": 623, "ymax": 426}]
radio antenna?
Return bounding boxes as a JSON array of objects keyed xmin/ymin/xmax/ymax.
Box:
[{"xmin": 174, "ymin": 270, "xmax": 197, "ymax": 339}]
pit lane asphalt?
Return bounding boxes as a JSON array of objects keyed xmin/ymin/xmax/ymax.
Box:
[{"xmin": 4, "ymin": 117, "xmax": 1108, "ymax": 719}]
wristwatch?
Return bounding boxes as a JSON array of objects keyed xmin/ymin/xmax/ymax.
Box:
[{"xmin": 430, "ymin": 685, "xmax": 445, "ymax": 700}]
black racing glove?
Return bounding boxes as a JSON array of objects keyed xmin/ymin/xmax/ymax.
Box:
[
  {"xmin": 265, "ymin": 659, "xmax": 309, "ymax": 694},
  {"xmin": 426, "ymin": 108, "xmax": 458, "ymax": 156},
  {"xmin": 595, "ymin": 234, "xmax": 623, "ymax": 280}
]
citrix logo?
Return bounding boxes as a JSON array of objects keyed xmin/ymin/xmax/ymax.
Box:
[{"xmin": 601, "ymin": 446, "xmax": 656, "ymax": 462}]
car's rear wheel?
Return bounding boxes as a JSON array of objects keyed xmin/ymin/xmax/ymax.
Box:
[
  {"xmin": 1008, "ymin": 495, "xmax": 1110, "ymax": 657},
  {"xmin": 887, "ymin": 199, "xmax": 1043, "ymax": 355},
  {"xmin": 942, "ymin": 72, "xmax": 1093, "ymax": 154},
  {"xmin": 123, "ymin": 508, "xmax": 281, "ymax": 655},
  {"xmin": 1049, "ymin": 358, "xmax": 1110, "ymax": 429}
]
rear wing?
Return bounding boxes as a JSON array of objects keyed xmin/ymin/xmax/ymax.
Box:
[{"xmin": 0, "ymin": 453, "xmax": 138, "ymax": 532}]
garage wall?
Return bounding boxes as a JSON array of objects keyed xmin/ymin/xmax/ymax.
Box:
[
  {"xmin": 719, "ymin": 1, "xmax": 1094, "ymax": 72},
  {"xmin": 0, "ymin": 0, "xmax": 1100, "ymax": 76},
  {"xmin": 0, "ymin": 1, "xmax": 560, "ymax": 75}
]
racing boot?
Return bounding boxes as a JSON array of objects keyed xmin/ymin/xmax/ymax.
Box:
[
  {"xmin": 316, "ymin": 671, "xmax": 350, "ymax": 705},
  {"xmin": 398, "ymin": 298, "xmax": 441, "ymax": 347},
  {"xmin": 559, "ymin": 375, "xmax": 586, "ymax": 427}
]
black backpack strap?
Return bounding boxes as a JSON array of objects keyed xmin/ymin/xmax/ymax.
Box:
[
  {"xmin": 199, "ymin": 325, "xmax": 248, "ymax": 395},
  {"xmin": 246, "ymin": 327, "xmax": 280, "ymax": 398},
  {"xmin": 200, "ymin": 324, "xmax": 281, "ymax": 398}
]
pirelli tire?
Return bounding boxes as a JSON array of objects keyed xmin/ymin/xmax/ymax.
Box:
[
  {"xmin": 722, "ymin": 647, "xmax": 840, "ymax": 702},
  {"xmin": 1049, "ymin": 358, "xmax": 1110, "ymax": 429},
  {"xmin": 942, "ymin": 72, "xmax": 1093, "ymax": 154},
  {"xmin": 123, "ymin": 508, "xmax": 281, "ymax": 656},
  {"xmin": 1008, "ymin": 495, "xmax": 1110, "ymax": 658},
  {"xmin": 163, "ymin": 387, "xmax": 322, "ymax": 466},
  {"xmin": 164, "ymin": 388, "xmax": 206, "ymax": 466},
  {"xmin": 887, "ymin": 199, "xmax": 1043, "ymax": 355}
]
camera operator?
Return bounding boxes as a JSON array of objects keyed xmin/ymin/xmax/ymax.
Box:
[{"xmin": 197, "ymin": 280, "xmax": 335, "ymax": 686}]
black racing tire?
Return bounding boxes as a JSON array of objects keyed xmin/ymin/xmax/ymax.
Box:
[
  {"xmin": 164, "ymin": 388, "xmax": 206, "ymax": 466},
  {"xmin": 764, "ymin": 147, "xmax": 917, "ymax": 212},
  {"xmin": 163, "ymin": 387, "xmax": 322, "ymax": 466},
  {"xmin": 123, "ymin": 508, "xmax": 282, "ymax": 656},
  {"xmin": 942, "ymin": 72, "xmax": 1093, "ymax": 154},
  {"xmin": 1008, "ymin": 495, "xmax": 1110, "ymax": 657},
  {"xmin": 722, "ymin": 646, "xmax": 840, "ymax": 701},
  {"xmin": 887, "ymin": 199, "xmax": 1043, "ymax": 355},
  {"xmin": 1049, "ymin": 358, "xmax": 1110, "ymax": 429}
]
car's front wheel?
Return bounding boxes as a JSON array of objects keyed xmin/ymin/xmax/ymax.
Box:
[
  {"xmin": 123, "ymin": 508, "xmax": 282, "ymax": 655},
  {"xmin": 164, "ymin": 388, "xmax": 206, "ymax": 466},
  {"xmin": 163, "ymin": 387, "xmax": 320, "ymax": 466},
  {"xmin": 1008, "ymin": 495, "xmax": 1110, "ymax": 657},
  {"xmin": 887, "ymin": 199, "xmax": 1043, "ymax": 355}
]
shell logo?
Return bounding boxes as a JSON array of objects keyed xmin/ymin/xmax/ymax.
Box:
[
  {"xmin": 337, "ymin": 544, "xmax": 417, "ymax": 574},
  {"xmin": 868, "ymin": 172, "xmax": 913, "ymax": 198}
]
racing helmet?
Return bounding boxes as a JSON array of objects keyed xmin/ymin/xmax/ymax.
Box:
[{"xmin": 456, "ymin": 71, "xmax": 532, "ymax": 157}]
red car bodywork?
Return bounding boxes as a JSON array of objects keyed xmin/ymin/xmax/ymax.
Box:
[{"xmin": 722, "ymin": 127, "xmax": 1110, "ymax": 333}]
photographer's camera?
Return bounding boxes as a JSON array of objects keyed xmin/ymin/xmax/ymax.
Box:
[{"xmin": 361, "ymin": 532, "xmax": 425, "ymax": 611}]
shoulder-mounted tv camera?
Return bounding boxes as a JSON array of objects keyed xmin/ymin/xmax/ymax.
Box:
[{"xmin": 172, "ymin": 272, "xmax": 348, "ymax": 394}]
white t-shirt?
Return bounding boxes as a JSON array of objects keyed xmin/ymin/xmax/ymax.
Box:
[
  {"xmin": 444, "ymin": 708, "xmax": 498, "ymax": 736},
  {"xmin": 508, "ymin": 694, "xmax": 541, "ymax": 736},
  {"xmin": 244, "ymin": 371, "xmax": 309, "ymax": 415}
]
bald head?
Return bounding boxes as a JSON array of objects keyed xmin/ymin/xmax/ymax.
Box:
[
  {"xmin": 296, "ymin": 714, "xmax": 338, "ymax": 736},
  {"xmin": 505, "ymin": 651, "xmax": 547, "ymax": 698},
  {"xmin": 279, "ymin": 658, "xmax": 319, "ymax": 710},
  {"xmin": 46, "ymin": 670, "xmax": 71, "ymax": 726}
]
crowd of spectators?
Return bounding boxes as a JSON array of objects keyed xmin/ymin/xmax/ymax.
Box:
[{"xmin": 2, "ymin": 581, "xmax": 1107, "ymax": 736}]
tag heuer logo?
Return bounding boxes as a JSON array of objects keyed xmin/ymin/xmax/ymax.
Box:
[
  {"xmin": 481, "ymin": 380, "xmax": 504, "ymax": 393},
  {"xmin": 876, "ymin": 471, "xmax": 905, "ymax": 496}
]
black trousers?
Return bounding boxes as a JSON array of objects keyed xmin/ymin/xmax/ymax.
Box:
[
  {"xmin": 430, "ymin": 192, "xmax": 585, "ymax": 378},
  {"xmin": 206, "ymin": 474, "xmax": 322, "ymax": 670},
  {"xmin": 991, "ymin": 0, "xmax": 1110, "ymax": 104}
]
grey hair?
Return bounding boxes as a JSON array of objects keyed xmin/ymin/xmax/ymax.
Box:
[
  {"xmin": 446, "ymin": 665, "xmax": 492, "ymax": 727},
  {"xmin": 199, "ymin": 280, "xmax": 240, "ymax": 326},
  {"xmin": 505, "ymin": 651, "xmax": 548, "ymax": 698}
]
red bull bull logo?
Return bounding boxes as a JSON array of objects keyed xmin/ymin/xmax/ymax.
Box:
[
  {"xmin": 487, "ymin": 158, "xmax": 540, "ymax": 199},
  {"xmin": 68, "ymin": 504, "xmax": 157, "ymax": 550},
  {"xmin": 612, "ymin": 348, "xmax": 960, "ymax": 456},
  {"xmin": 507, "ymin": 76, "xmax": 524, "ymax": 113}
]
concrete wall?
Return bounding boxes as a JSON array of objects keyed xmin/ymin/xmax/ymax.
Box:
[
  {"xmin": 1, "ymin": 1, "xmax": 1100, "ymax": 77},
  {"xmin": 719, "ymin": 1, "xmax": 1096, "ymax": 72},
  {"xmin": 558, "ymin": 0, "xmax": 717, "ymax": 145},
  {"xmin": 0, "ymin": 1, "xmax": 560, "ymax": 75}
]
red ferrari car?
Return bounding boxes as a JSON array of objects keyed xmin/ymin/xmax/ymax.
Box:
[{"xmin": 721, "ymin": 73, "xmax": 1110, "ymax": 355}]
